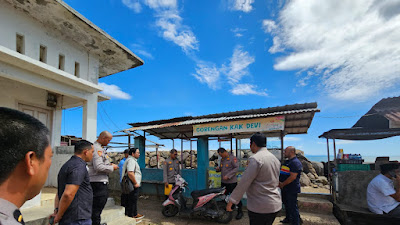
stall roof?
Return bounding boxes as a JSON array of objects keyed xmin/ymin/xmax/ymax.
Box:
[
  {"xmin": 319, "ymin": 96, "xmax": 400, "ymax": 140},
  {"xmin": 124, "ymin": 102, "xmax": 320, "ymax": 139}
]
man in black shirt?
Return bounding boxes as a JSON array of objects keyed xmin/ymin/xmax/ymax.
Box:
[{"xmin": 52, "ymin": 140, "xmax": 94, "ymax": 225}]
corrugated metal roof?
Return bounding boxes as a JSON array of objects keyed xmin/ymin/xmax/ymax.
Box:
[
  {"xmin": 125, "ymin": 108, "xmax": 319, "ymax": 132},
  {"xmin": 123, "ymin": 102, "xmax": 320, "ymax": 139}
]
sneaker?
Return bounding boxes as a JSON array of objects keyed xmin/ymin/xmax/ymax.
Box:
[
  {"xmin": 135, "ymin": 219, "xmax": 142, "ymax": 223},
  {"xmin": 134, "ymin": 214, "xmax": 144, "ymax": 220}
]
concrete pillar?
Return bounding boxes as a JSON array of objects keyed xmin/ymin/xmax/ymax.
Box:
[
  {"xmin": 82, "ymin": 93, "xmax": 97, "ymax": 142},
  {"xmin": 134, "ymin": 136, "xmax": 146, "ymax": 168},
  {"xmin": 197, "ymin": 137, "xmax": 209, "ymax": 190},
  {"xmin": 51, "ymin": 96, "xmax": 63, "ymax": 147}
]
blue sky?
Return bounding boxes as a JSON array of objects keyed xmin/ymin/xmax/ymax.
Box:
[{"xmin": 62, "ymin": 0, "xmax": 400, "ymax": 156}]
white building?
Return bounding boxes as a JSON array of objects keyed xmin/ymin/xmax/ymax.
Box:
[{"xmin": 0, "ymin": 0, "xmax": 143, "ymax": 207}]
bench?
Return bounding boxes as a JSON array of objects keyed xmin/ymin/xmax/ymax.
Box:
[{"xmin": 334, "ymin": 203, "xmax": 400, "ymax": 225}]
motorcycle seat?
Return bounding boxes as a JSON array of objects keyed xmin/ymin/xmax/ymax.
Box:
[{"xmin": 191, "ymin": 187, "xmax": 225, "ymax": 200}]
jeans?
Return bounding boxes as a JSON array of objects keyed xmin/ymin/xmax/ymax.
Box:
[
  {"xmin": 60, "ymin": 219, "xmax": 92, "ymax": 225},
  {"xmin": 248, "ymin": 210, "xmax": 278, "ymax": 225},
  {"xmin": 282, "ymin": 191, "xmax": 300, "ymax": 225},
  {"xmin": 91, "ymin": 182, "xmax": 109, "ymax": 225},
  {"xmin": 125, "ymin": 187, "xmax": 139, "ymax": 217}
]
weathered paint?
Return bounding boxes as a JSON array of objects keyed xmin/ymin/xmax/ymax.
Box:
[
  {"xmin": 197, "ymin": 137, "xmax": 209, "ymax": 190},
  {"xmin": 134, "ymin": 136, "xmax": 146, "ymax": 168},
  {"xmin": 141, "ymin": 168, "xmax": 198, "ymax": 197}
]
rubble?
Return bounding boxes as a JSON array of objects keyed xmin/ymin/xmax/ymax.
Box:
[{"xmin": 107, "ymin": 149, "xmax": 329, "ymax": 189}]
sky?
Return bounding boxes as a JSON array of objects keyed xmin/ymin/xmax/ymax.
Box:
[{"xmin": 62, "ymin": 0, "xmax": 400, "ymax": 156}]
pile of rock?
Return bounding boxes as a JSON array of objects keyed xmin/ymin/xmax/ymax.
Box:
[
  {"xmin": 108, "ymin": 149, "xmax": 329, "ymax": 189},
  {"xmin": 296, "ymin": 151, "xmax": 329, "ymax": 189}
]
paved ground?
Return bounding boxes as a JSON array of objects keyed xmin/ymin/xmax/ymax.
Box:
[{"xmin": 135, "ymin": 196, "xmax": 287, "ymax": 225}]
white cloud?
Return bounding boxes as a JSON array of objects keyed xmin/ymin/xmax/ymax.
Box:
[
  {"xmin": 99, "ymin": 82, "xmax": 132, "ymax": 100},
  {"xmin": 230, "ymin": 0, "xmax": 254, "ymax": 13},
  {"xmin": 136, "ymin": 49, "xmax": 154, "ymax": 59},
  {"xmin": 155, "ymin": 10, "xmax": 199, "ymax": 52},
  {"xmin": 284, "ymin": 136, "xmax": 301, "ymax": 142},
  {"xmin": 145, "ymin": 0, "xmax": 176, "ymax": 9},
  {"xmin": 265, "ymin": 0, "xmax": 400, "ymax": 101},
  {"xmin": 122, "ymin": 0, "xmax": 142, "ymax": 13},
  {"xmin": 122, "ymin": 0, "xmax": 198, "ymax": 53},
  {"xmin": 193, "ymin": 63, "xmax": 221, "ymax": 90},
  {"xmin": 225, "ymin": 45, "xmax": 255, "ymax": 84},
  {"xmin": 132, "ymin": 43, "xmax": 154, "ymax": 59},
  {"xmin": 230, "ymin": 84, "xmax": 268, "ymax": 96},
  {"xmin": 231, "ymin": 28, "xmax": 247, "ymax": 37},
  {"xmin": 193, "ymin": 45, "xmax": 265, "ymax": 96},
  {"xmin": 262, "ymin": 19, "xmax": 277, "ymax": 33}
]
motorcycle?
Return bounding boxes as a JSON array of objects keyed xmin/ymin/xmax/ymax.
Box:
[{"xmin": 161, "ymin": 175, "xmax": 233, "ymax": 223}]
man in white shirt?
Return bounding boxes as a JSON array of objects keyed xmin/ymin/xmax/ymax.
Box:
[{"xmin": 367, "ymin": 163, "xmax": 400, "ymax": 217}]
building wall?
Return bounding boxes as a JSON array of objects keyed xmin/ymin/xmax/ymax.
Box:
[
  {"xmin": 0, "ymin": 3, "xmax": 100, "ymax": 84},
  {"xmin": 0, "ymin": 76, "xmax": 49, "ymax": 109}
]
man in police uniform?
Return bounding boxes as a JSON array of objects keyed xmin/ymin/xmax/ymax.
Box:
[
  {"xmin": 227, "ymin": 133, "xmax": 282, "ymax": 225},
  {"xmin": 163, "ymin": 149, "xmax": 181, "ymax": 197},
  {"xmin": 216, "ymin": 148, "xmax": 243, "ymax": 219},
  {"xmin": 0, "ymin": 107, "xmax": 52, "ymax": 225},
  {"xmin": 88, "ymin": 131, "xmax": 119, "ymax": 225}
]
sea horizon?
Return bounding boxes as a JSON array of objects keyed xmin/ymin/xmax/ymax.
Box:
[{"xmin": 305, "ymin": 155, "xmax": 400, "ymax": 163}]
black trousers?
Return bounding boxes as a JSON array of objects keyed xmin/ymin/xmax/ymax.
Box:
[
  {"xmin": 125, "ymin": 187, "xmax": 139, "ymax": 217},
  {"xmin": 91, "ymin": 182, "xmax": 109, "ymax": 225},
  {"xmin": 248, "ymin": 210, "xmax": 278, "ymax": 225},
  {"xmin": 282, "ymin": 191, "xmax": 300, "ymax": 225},
  {"xmin": 121, "ymin": 193, "xmax": 128, "ymax": 207},
  {"xmin": 222, "ymin": 182, "xmax": 243, "ymax": 211}
]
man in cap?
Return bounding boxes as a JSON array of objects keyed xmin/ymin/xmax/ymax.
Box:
[
  {"xmin": 216, "ymin": 147, "xmax": 243, "ymax": 219},
  {"xmin": 227, "ymin": 132, "xmax": 282, "ymax": 225},
  {"xmin": 163, "ymin": 149, "xmax": 181, "ymax": 198},
  {"xmin": 88, "ymin": 131, "xmax": 119, "ymax": 225},
  {"xmin": 0, "ymin": 107, "xmax": 52, "ymax": 225}
]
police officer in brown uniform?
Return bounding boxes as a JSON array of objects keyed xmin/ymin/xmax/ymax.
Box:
[
  {"xmin": 216, "ymin": 148, "xmax": 243, "ymax": 219},
  {"xmin": 163, "ymin": 149, "xmax": 181, "ymax": 197},
  {"xmin": 88, "ymin": 131, "xmax": 119, "ymax": 225}
]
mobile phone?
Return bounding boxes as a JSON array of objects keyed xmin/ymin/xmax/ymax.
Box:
[
  {"xmin": 49, "ymin": 216, "xmax": 55, "ymax": 225},
  {"xmin": 389, "ymin": 171, "xmax": 397, "ymax": 178}
]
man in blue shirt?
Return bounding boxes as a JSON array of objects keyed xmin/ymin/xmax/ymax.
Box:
[
  {"xmin": 52, "ymin": 140, "xmax": 94, "ymax": 225},
  {"xmin": 119, "ymin": 149, "xmax": 129, "ymax": 207},
  {"xmin": 279, "ymin": 146, "xmax": 303, "ymax": 225}
]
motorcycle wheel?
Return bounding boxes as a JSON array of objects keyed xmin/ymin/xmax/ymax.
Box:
[
  {"xmin": 162, "ymin": 205, "xmax": 179, "ymax": 217},
  {"xmin": 216, "ymin": 210, "xmax": 233, "ymax": 224}
]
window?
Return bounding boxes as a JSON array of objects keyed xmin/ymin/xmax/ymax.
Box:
[
  {"xmin": 58, "ymin": 54, "xmax": 65, "ymax": 70},
  {"xmin": 16, "ymin": 34, "xmax": 24, "ymax": 54},
  {"xmin": 74, "ymin": 62, "xmax": 80, "ymax": 77},
  {"xmin": 39, "ymin": 45, "xmax": 47, "ymax": 63}
]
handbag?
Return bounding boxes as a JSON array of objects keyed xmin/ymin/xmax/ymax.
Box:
[{"xmin": 121, "ymin": 159, "xmax": 135, "ymax": 194}]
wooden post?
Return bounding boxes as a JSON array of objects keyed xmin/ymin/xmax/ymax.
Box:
[
  {"xmin": 181, "ymin": 139, "xmax": 183, "ymax": 168},
  {"xmin": 280, "ymin": 131, "xmax": 284, "ymax": 164},
  {"xmin": 326, "ymin": 138, "xmax": 332, "ymax": 195}
]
